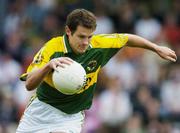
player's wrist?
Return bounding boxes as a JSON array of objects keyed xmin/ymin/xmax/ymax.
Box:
[
  {"xmin": 153, "ymin": 43, "xmax": 160, "ymax": 53},
  {"xmin": 44, "ymin": 63, "xmax": 54, "ymax": 73}
]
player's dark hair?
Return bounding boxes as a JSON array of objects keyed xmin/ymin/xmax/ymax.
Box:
[{"xmin": 66, "ymin": 9, "xmax": 97, "ymax": 34}]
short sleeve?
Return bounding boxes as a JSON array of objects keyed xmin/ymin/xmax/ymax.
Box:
[
  {"xmin": 90, "ymin": 33, "xmax": 128, "ymax": 48},
  {"xmin": 20, "ymin": 45, "xmax": 50, "ymax": 81}
]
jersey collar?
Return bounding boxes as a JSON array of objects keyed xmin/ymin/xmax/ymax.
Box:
[{"xmin": 63, "ymin": 34, "xmax": 92, "ymax": 54}]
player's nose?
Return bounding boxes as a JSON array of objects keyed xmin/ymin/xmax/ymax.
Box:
[{"xmin": 82, "ymin": 38, "xmax": 89, "ymax": 45}]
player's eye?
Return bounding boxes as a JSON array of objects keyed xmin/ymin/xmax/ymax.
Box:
[
  {"xmin": 78, "ymin": 35, "xmax": 86, "ymax": 39},
  {"xmin": 78, "ymin": 35, "xmax": 92, "ymax": 40},
  {"xmin": 88, "ymin": 36, "xmax": 92, "ymax": 39}
]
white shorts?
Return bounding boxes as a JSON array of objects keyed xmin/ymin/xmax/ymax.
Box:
[{"xmin": 16, "ymin": 98, "xmax": 85, "ymax": 133}]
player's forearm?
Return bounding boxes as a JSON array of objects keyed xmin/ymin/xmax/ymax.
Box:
[
  {"xmin": 25, "ymin": 64, "xmax": 52, "ymax": 91},
  {"xmin": 126, "ymin": 34, "xmax": 158, "ymax": 52}
]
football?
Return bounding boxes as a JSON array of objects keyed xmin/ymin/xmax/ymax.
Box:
[{"xmin": 52, "ymin": 61, "xmax": 87, "ymax": 95}]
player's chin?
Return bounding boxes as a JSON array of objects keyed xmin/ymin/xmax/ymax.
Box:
[
  {"xmin": 78, "ymin": 48, "xmax": 87, "ymax": 54},
  {"xmin": 78, "ymin": 50, "xmax": 86, "ymax": 54}
]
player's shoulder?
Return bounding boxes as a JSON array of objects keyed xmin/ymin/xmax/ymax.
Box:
[
  {"xmin": 90, "ymin": 33, "xmax": 128, "ymax": 48},
  {"xmin": 43, "ymin": 36, "xmax": 65, "ymax": 52},
  {"xmin": 91, "ymin": 33, "xmax": 127, "ymax": 41},
  {"xmin": 46, "ymin": 36, "xmax": 63, "ymax": 46},
  {"xmin": 90, "ymin": 34, "xmax": 111, "ymax": 48}
]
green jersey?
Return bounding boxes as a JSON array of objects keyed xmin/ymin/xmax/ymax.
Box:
[{"xmin": 20, "ymin": 34, "xmax": 128, "ymax": 114}]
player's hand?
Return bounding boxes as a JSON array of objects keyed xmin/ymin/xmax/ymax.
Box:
[
  {"xmin": 156, "ymin": 46, "xmax": 177, "ymax": 62},
  {"xmin": 48, "ymin": 57, "xmax": 74, "ymax": 71}
]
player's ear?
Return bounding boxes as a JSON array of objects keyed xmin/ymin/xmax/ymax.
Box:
[{"xmin": 65, "ymin": 26, "xmax": 71, "ymax": 36}]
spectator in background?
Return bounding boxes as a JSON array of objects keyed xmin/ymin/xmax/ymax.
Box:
[
  {"xmin": 123, "ymin": 113, "xmax": 145, "ymax": 133},
  {"xmin": 4, "ymin": 31, "xmax": 25, "ymax": 63},
  {"xmin": 0, "ymin": 53, "xmax": 21, "ymax": 87},
  {"xmin": 160, "ymin": 65, "xmax": 180, "ymax": 121},
  {"xmin": 98, "ymin": 76, "xmax": 132, "ymax": 133},
  {"xmin": 0, "ymin": 89, "xmax": 19, "ymax": 133},
  {"xmin": 40, "ymin": 11, "xmax": 61, "ymax": 40},
  {"xmin": 114, "ymin": 1, "xmax": 136, "ymax": 33},
  {"xmin": 104, "ymin": 51, "xmax": 136, "ymax": 91},
  {"xmin": 94, "ymin": 8, "xmax": 114, "ymax": 34},
  {"xmin": 134, "ymin": 5, "xmax": 162, "ymax": 41},
  {"xmin": 158, "ymin": 12, "xmax": 180, "ymax": 49}
]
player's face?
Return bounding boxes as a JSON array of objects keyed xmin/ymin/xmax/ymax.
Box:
[{"xmin": 66, "ymin": 25, "xmax": 94, "ymax": 54}]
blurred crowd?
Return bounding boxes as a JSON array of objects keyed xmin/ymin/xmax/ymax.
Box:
[{"xmin": 0, "ymin": 0, "xmax": 180, "ymax": 133}]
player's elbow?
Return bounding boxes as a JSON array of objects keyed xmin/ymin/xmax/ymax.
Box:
[{"xmin": 25, "ymin": 80, "xmax": 36, "ymax": 91}]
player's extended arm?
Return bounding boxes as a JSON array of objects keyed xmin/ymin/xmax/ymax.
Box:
[
  {"xmin": 25, "ymin": 57, "xmax": 73, "ymax": 91},
  {"xmin": 126, "ymin": 34, "xmax": 177, "ymax": 62}
]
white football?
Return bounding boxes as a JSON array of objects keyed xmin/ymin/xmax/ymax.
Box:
[{"xmin": 52, "ymin": 61, "xmax": 86, "ymax": 95}]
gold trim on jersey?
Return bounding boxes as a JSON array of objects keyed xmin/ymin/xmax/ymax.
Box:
[{"xmin": 77, "ymin": 66, "xmax": 101, "ymax": 94}]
